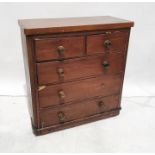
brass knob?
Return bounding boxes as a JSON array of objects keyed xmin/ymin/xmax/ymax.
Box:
[
  {"xmin": 57, "ymin": 46, "xmax": 64, "ymax": 56},
  {"xmin": 58, "ymin": 90, "xmax": 65, "ymax": 99},
  {"xmin": 102, "ymin": 61, "xmax": 110, "ymax": 68},
  {"xmin": 104, "ymin": 40, "xmax": 111, "ymax": 48},
  {"xmin": 58, "ymin": 112, "xmax": 65, "ymax": 123},
  {"xmin": 57, "ymin": 68, "xmax": 64, "ymax": 77}
]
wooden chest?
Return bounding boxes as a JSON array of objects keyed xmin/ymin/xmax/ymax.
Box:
[{"xmin": 18, "ymin": 16, "xmax": 134, "ymax": 135}]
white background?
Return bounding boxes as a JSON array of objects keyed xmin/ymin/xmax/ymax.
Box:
[
  {"xmin": 0, "ymin": 3, "xmax": 155, "ymax": 153},
  {"xmin": 0, "ymin": 2, "xmax": 155, "ymax": 97}
]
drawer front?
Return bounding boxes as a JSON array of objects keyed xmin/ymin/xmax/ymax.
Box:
[
  {"xmin": 40, "ymin": 95, "xmax": 120, "ymax": 127},
  {"xmin": 37, "ymin": 53, "xmax": 125, "ymax": 85},
  {"xmin": 35, "ymin": 36, "xmax": 85, "ymax": 61},
  {"xmin": 87, "ymin": 31, "xmax": 129, "ymax": 54},
  {"xmin": 38, "ymin": 75, "xmax": 122, "ymax": 108}
]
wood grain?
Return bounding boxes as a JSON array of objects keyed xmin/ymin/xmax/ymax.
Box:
[
  {"xmin": 37, "ymin": 53, "xmax": 125, "ymax": 85},
  {"xmin": 19, "ymin": 16, "xmax": 134, "ymax": 135},
  {"xmin": 35, "ymin": 36, "xmax": 85, "ymax": 61},
  {"xmin": 38, "ymin": 74, "xmax": 122, "ymax": 108},
  {"xmin": 40, "ymin": 95, "xmax": 120, "ymax": 127},
  {"xmin": 87, "ymin": 30, "xmax": 129, "ymax": 54},
  {"xmin": 18, "ymin": 16, "xmax": 134, "ymax": 35}
]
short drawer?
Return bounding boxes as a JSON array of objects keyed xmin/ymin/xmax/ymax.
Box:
[
  {"xmin": 40, "ymin": 95, "xmax": 120, "ymax": 128},
  {"xmin": 38, "ymin": 74, "xmax": 122, "ymax": 108},
  {"xmin": 37, "ymin": 53, "xmax": 125, "ymax": 85},
  {"xmin": 34, "ymin": 36, "xmax": 85, "ymax": 61},
  {"xmin": 87, "ymin": 30, "xmax": 129, "ymax": 54}
]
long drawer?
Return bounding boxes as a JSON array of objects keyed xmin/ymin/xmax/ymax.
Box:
[
  {"xmin": 38, "ymin": 74, "xmax": 122, "ymax": 108},
  {"xmin": 40, "ymin": 94, "xmax": 120, "ymax": 128},
  {"xmin": 37, "ymin": 53, "xmax": 125, "ymax": 85}
]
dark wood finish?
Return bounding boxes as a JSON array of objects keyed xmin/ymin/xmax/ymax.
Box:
[
  {"xmin": 20, "ymin": 32, "xmax": 40, "ymax": 128},
  {"xmin": 35, "ymin": 36, "xmax": 85, "ymax": 61},
  {"xmin": 40, "ymin": 95, "xmax": 120, "ymax": 127},
  {"xmin": 87, "ymin": 29, "xmax": 129, "ymax": 54},
  {"xmin": 18, "ymin": 16, "xmax": 134, "ymax": 35},
  {"xmin": 38, "ymin": 75, "xmax": 122, "ymax": 108},
  {"xmin": 37, "ymin": 53, "xmax": 125, "ymax": 85},
  {"xmin": 34, "ymin": 109, "xmax": 120, "ymax": 135},
  {"xmin": 19, "ymin": 16, "xmax": 134, "ymax": 135}
]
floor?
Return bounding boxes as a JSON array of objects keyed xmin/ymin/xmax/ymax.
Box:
[{"xmin": 0, "ymin": 96, "xmax": 155, "ymax": 153}]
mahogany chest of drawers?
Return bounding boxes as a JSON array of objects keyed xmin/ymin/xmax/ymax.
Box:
[{"xmin": 19, "ymin": 16, "xmax": 134, "ymax": 135}]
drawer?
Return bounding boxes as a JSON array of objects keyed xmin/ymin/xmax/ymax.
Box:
[
  {"xmin": 40, "ymin": 95, "xmax": 120, "ymax": 127},
  {"xmin": 38, "ymin": 75, "xmax": 122, "ymax": 108},
  {"xmin": 87, "ymin": 30, "xmax": 129, "ymax": 54},
  {"xmin": 34, "ymin": 36, "xmax": 85, "ymax": 61},
  {"xmin": 37, "ymin": 53, "xmax": 125, "ymax": 85}
]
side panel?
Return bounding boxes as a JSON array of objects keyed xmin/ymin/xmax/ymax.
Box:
[
  {"xmin": 117, "ymin": 28, "xmax": 131, "ymax": 109},
  {"xmin": 20, "ymin": 29, "xmax": 39, "ymax": 129}
]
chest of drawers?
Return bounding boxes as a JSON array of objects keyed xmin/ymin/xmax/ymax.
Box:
[{"xmin": 19, "ymin": 16, "xmax": 134, "ymax": 135}]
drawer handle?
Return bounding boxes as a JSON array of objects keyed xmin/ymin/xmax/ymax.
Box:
[
  {"xmin": 102, "ymin": 61, "xmax": 110, "ymax": 68},
  {"xmin": 57, "ymin": 68, "xmax": 64, "ymax": 77},
  {"xmin": 58, "ymin": 90, "xmax": 65, "ymax": 99},
  {"xmin": 104, "ymin": 40, "xmax": 111, "ymax": 48},
  {"xmin": 57, "ymin": 46, "xmax": 64, "ymax": 56},
  {"xmin": 58, "ymin": 112, "xmax": 65, "ymax": 123}
]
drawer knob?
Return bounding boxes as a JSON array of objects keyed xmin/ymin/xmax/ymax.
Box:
[
  {"xmin": 57, "ymin": 46, "xmax": 65, "ymax": 56},
  {"xmin": 57, "ymin": 68, "xmax": 64, "ymax": 77},
  {"xmin": 58, "ymin": 112, "xmax": 65, "ymax": 123},
  {"xmin": 58, "ymin": 90, "xmax": 65, "ymax": 99},
  {"xmin": 104, "ymin": 40, "xmax": 111, "ymax": 48},
  {"xmin": 102, "ymin": 61, "xmax": 110, "ymax": 68}
]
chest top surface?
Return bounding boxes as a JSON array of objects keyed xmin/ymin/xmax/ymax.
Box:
[{"xmin": 18, "ymin": 16, "xmax": 134, "ymax": 35}]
